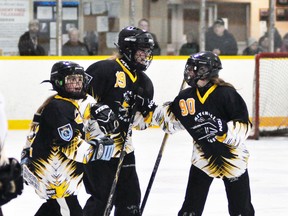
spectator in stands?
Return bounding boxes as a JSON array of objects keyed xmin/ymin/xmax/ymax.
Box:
[
  {"xmin": 242, "ymin": 37, "xmax": 263, "ymax": 55},
  {"xmin": 138, "ymin": 18, "xmax": 161, "ymax": 55},
  {"xmin": 264, "ymin": 19, "xmax": 282, "ymax": 52},
  {"xmin": 84, "ymin": 31, "xmax": 98, "ymax": 55},
  {"xmin": 179, "ymin": 31, "xmax": 199, "ymax": 55},
  {"xmin": 62, "ymin": 27, "xmax": 89, "ymax": 56},
  {"xmin": 280, "ymin": 33, "xmax": 288, "ymax": 52},
  {"xmin": 18, "ymin": 19, "xmax": 46, "ymax": 56},
  {"xmin": 258, "ymin": 35, "xmax": 269, "ymax": 52},
  {"xmin": 205, "ymin": 18, "xmax": 238, "ymax": 55}
]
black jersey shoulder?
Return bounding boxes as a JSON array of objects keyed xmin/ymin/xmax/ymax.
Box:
[
  {"xmin": 172, "ymin": 84, "xmax": 249, "ymax": 122},
  {"xmin": 212, "ymin": 85, "xmax": 245, "ymax": 106},
  {"xmin": 176, "ymin": 86, "xmax": 195, "ymax": 99},
  {"xmin": 86, "ymin": 59, "xmax": 120, "ymax": 76},
  {"xmin": 86, "ymin": 59, "xmax": 121, "ymax": 85},
  {"xmin": 44, "ymin": 97, "xmax": 76, "ymax": 113},
  {"xmin": 86, "ymin": 59, "xmax": 155, "ymax": 100},
  {"xmin": 209, "ymin": 85, "xmax": 250, "ymax": 121},
  {"xmin": 137, "ymin": 71, "xmax": 154, "ymax": 99},
  {"xmin": 86, "ymin": 60, "xmax": 121, "ymax": 98},
  {"xmin": 42, "ymin": 97, "xmax": 77, "ymax": 127}
]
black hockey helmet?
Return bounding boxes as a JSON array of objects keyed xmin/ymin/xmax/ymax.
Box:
[
  {"xmin": 116, "ymin": 26, "xmax": 154, "ymax": 72},
  {"xmin": 184, "ymin": 51, "xmax": 222, "ymax": 86},
  {"xmin": 49, "ymin": 61, "xmax": 89, "ymax": 99}
]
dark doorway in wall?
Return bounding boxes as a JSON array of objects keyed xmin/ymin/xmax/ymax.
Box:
[{"xmin": 217, "ymin": 3, "xmax": 248, "ymax": 42}]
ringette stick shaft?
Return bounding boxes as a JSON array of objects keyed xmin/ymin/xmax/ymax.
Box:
[
  {"xmin": 140, "ymin": 79, "xmax": 186, "ymax": 215},
  {"xmin": 104, "ymin": 89, "xmax": 142, "ymax": 216}
]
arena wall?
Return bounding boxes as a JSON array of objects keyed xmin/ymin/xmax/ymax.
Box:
[{"xmin": 0, "ymin": 56, "xmax": 255, "ymax": 129}]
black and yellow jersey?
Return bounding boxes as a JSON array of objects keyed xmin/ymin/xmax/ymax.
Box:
[
  {"xmin": 24, "ymin": 94, "xmax": 100, "ymax": 199},
  {"xmin": 153, "ymin": 83, "xmax": 252, "ymax": 179},
  {"xmin": 86, "ymin": 58, "xmax": 154, "ymax": 156}
]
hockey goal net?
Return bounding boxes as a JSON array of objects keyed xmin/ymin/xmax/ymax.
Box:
[{"xmin": 251, "ymin": 53, "xmax": 288, "ymax": 139}]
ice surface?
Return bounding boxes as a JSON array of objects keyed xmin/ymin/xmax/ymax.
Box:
[{"xmin": 2, "ymin": 129, "xmax": 288, "ymax": 215}]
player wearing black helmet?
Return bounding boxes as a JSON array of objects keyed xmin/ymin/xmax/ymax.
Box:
[
  {"xmin": 184, "ymin": 51, "xmax": 222, "ymax": 86},
  {"xmin": 152, "ymin": 51, "xmax": 255, "ymax": 215},
  {"xmin": 116, "ymin": 26, "xmax": 154, "ymax": 72},
  {"xmin": 82, "ymin": 26, "xmax": 156, "ymax": 216},
  {"xmin": 20, "ymin": 61, "xmax": 118, "ymax": 216},
  {"xmin": 49, "ymin": 61, "xmax": 89, "ymax": 99}
]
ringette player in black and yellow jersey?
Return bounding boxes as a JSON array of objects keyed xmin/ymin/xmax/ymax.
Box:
[
  {"xmin": 20, "ymin": 61, "xmax": 118, "ymax": 216},
  {"xmin": 83, "ymin": 26, "xmax": 157, "ymax": 216},
  {"xmin": 152, "ymin": 51, "xmax": 255, "ymax": 216}
]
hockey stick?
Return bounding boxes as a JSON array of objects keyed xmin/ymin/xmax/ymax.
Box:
[
  {"xmin": 103, "ymin": 88, "xmax": 142, "ymax": 216},
  {"xmin": 140, "ymin": 79, "xmax": 186, "ymax": 215}
]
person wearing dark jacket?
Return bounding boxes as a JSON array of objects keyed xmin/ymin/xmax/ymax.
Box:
[
  {"xmin": 264, "ymin": 19, "xmax": 282, "ymax": 52},
  {"xmin": 242, "ymin": 37, "xmax": 263, "ymax": 55},
  {"xmin": 280, "ymin": 33, "xmax": 288, "ymax": 52},
  {"xmin": 205, "ymin": 18, "xmax": 238, "ymax": 55},
  {"xmin": 63, "ymin": 28, "xmax": 89, "ymax": 56},
  {"xmin": 179, "ymin": 31, "xmax": 199, "ymax": 55},
  {"xmin": 18, "ymin": 19, "xmax": 46, "ymax": 56}
]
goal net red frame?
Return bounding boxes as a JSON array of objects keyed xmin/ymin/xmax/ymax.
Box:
[{"xmin": 251, "ymin": 52, "xmax": 288, "ymax": 139}]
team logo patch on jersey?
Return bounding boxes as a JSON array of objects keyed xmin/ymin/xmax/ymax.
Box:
[
  {"xmin": 57, "ymin": 124, "xmax": 73, "ymax": 141},
  {"xmin": 85, "ymin": 73, "xmax": 93, "ymax": 84}
]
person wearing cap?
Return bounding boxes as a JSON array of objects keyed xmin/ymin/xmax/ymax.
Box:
[
  {"xmin": 18, "ymin": 19, "xmax": 46, "ymax": 56},
  {"xmin": 205, "ymin": 18, "xmax": 238, "ymax": 55},
  {"xmin": 242, "ymin": 37, "xmax": 264, "ymax": 55}
]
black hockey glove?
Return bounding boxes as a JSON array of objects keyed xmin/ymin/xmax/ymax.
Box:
[
  {"xmin": 0, "ymin": 158, "xmax": 23, "ymax": 206},
  {"xmin": 123, "ymin": 90, "xmax": 156, "ymax": 117},
  {"xmin": 89, "ymin": 136, "xmax": 115, "ymax": 161},
  {"xmin": 192, "ymin": 118, "xmax": 227, "ymax": 141},
  {"xmin": 20, "ymin": 147, "xmax": 32, "ymax": 168},
  {"xmin": 91, "ymin": 103, "xmax": 119, "ymax": 134},
  {"xmin": 135, "ymin": 95, "xmax": 157, "ymax": 117}
]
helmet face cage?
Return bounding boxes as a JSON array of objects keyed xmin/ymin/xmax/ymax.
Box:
[
  {"xmin": 184, "ymin": 51, "xmax": 222, "ymax": 86},
  {"xmin": 50, "ymin": 61, "xmax": 88, "ymax": 99},
  {"xmin": 117, "ymin": 26, "xmax": 154, "ymax": 71}
]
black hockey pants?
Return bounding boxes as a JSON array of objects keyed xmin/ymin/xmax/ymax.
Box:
[
  {"xmin": 83, "ymin": 152, "xmax": 141, "ymax": 216},
  {"xmin": 178, "ymin": 165, "xmax": 255, "ymax": 216}
]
